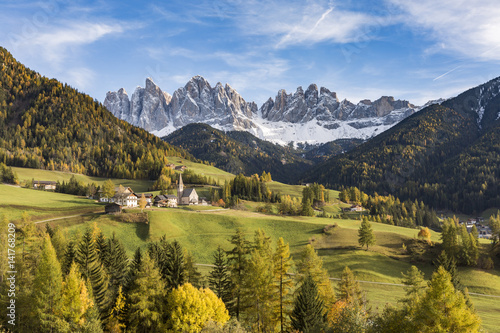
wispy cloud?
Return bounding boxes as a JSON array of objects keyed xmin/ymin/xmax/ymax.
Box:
[
  {"xmin": 222, "ymin": 1, "xmax": 391, "ymax": 48},
  {"xmin": 12, "ymin": 21, "xmax": 124, "ymax": 63},
  {"xmin": 388, "ymin": 0, "xmax": 500, "ymax": 62}
]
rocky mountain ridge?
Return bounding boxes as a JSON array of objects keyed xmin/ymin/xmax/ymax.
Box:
[{"xmin": 104, "ymin": 76, "xmax": 419, "ymax": 145}]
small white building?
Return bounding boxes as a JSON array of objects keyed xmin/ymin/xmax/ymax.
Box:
[{"xmin": 33, "ymin": 180, "xmax": 57, "ymax": 190}]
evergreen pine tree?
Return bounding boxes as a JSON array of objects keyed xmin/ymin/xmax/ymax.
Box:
[
  {"xmin": 226, "ymin": 228, "xmax": 251, "ymax": 320},
  {"xmin": 358, "ymin": 216, "xmax": 376, "ymax": 250},
  {"xmin": 61, "ymin": 239, "xmax": 76, "ymax": 276},
  {"xmin": 301, "ymin": 199, "xmax": 315, "ymax": 216},
  {"xmin": 297, "ymin": 244, "xmax": 336, "ymax": 310},
  {"xmin": 401, "ymin": 265, "xmax": 426, "ymax": 304},
  {"xmin": 434, "ymin": 250, "xmax": 461, "ymax": 291},
  {"xmin": 208, "ymin": 246, "xmax": 233, "ymax": 309},
  {"xmin": 128, "ymin": 253, "xmax": 166, "ymax": 333},
  {"xmin": 163, "ymin": 239, "xmax": 185, "ymax": 289},
  {"xmin": 76, "ymin": 227, "xmax": 109, "ymax": 317},
  {"xmin": 336, "ymin": 266, "xmax": 365, "ymax": 306},
  {"xmin": 184, "ymin": 251, "xmax": 203, "ymax": 288},
  {"xmin": 290, "ymin": 275, "xmax": 325, "ymax": 333}
]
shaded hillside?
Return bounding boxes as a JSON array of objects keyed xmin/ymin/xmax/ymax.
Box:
[
  {"xmin": 298, "ymin": 139, "xmax": 364, "ymax": 163},
  {"xmin": 304, "ymin": 77, "xmax": 500, "ymax": 214},
  {"xmin": 0, "ymin": 47, "xmax": 190, "ymax": 179},
  {"xmin": 163, "ymin": 123, "xmax": 313, "ymax": 183}
]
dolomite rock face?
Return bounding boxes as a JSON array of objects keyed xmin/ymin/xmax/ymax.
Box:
[{"xmin": 104, "ymin": 76, "xmax": 418, "ymax": 145}]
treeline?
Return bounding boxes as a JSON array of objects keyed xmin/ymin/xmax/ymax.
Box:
[
  {"xmin": 0, "ymin": 47, "xmax": 190, "ymax": 180},
  {"xmin": 210, "ymin": 173, "xmax": 280, "ymax": 207},
  {"xmin": 339, "ymin": 186, "xmax": 439, "ymax": 229},
  {"xmin": 0, "ymin": 219, "xmax": 483, "ymax": 332}
]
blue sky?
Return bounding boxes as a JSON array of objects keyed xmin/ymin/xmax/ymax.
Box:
[{"xmin": 1, "ymin": 0, "xmax": 500, "ymax": 106}]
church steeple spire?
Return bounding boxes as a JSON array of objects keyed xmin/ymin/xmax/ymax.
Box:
[{"xmin": 177, "ymin": 174, "xmax": 184, "ymax": 203}]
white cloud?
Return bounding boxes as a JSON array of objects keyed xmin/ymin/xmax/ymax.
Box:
[
  {"xmin": 388, "ymin": 0, "xmax": 500, "ymax": 62},
  {"xmin": 9, "ymin": 21, "xmax": 124, "ymax": 64}
]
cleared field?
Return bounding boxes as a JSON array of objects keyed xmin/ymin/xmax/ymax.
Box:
[{"xmin": 0, "ymin": 184, "xmax": 100, "ymax": 221}]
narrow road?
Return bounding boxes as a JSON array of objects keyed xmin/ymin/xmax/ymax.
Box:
[{"xmin": 34, "ymin": 212, "xmax": 103, "ymax": 224}]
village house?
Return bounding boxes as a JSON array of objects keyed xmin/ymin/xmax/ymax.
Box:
[
  {"xmin": 33, "ymin": 180, "xmax": 57, "ymax": 190},
  {"xmin": 99, "ymin": 186, "xmax": 139, "ymax": 208},
  {"xmin": 114, "ymin": 192, "xmax": 138, "ymax": 208},
  {"xmin": 166, "ymin": 163, "xmax": 176, "ymax": 169},
  {"xmin": 175, "ymin": 165, "xmax": 187, "ymax": 171},
  {"xmin": 154, "ymin": 194, "xmax": 178, "ymax": 208},
  {"xmin": 99, "ymin": 186, "xmax": 133, "ymax": 203}
]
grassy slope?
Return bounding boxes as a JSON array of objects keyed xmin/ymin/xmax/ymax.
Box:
[
  {"xmin": 166, "ymin": 157, "xmax": 235, "ymax": 184},
  {"xmin": 12, "ymin": 167, "xmax": 154, "ymax": 192},
  {"xmin": 0, "ymin": 184, "xmax": 100, "ymax": 221}
]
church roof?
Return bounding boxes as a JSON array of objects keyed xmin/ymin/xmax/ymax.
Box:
[{"xmin": 182, "ymin": 188, "xmax": 196, "ymax": 197}]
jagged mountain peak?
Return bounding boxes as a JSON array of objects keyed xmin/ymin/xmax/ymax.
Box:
[{"xmin": 105, "ymin": 77, "xmax": 420, "ymax": 145}]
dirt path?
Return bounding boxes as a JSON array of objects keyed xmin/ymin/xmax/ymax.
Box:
[{"xmin": 34, "ymin": 211, "xmax": 103, "ymax": 224}]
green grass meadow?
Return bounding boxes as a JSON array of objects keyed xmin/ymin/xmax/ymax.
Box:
[{"xmin": 0, "ymin": 184, "xmax": 100, "ymax": 221}]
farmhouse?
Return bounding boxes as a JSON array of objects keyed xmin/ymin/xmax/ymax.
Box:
[
  {"xmin": 154, "ymin": 194, "xmax": 178, "ymax": 208},
  {"xmin": 33, "ymin": 180, "xmax": 57, "ymax": 190},
  {"xmin": 99, "ymin": 186, "xmax": 133, "ymax": 203},
  {"xmin": 114, "ymin": 192, "xmax": 138, "ymax": 208},
  {"xmin": 175, "ymin": 165, "xmax": 187, "ymax": 171}
]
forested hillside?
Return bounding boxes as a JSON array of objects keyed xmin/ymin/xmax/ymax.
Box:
[
  {"xmin": 304, "ymin": 78, "xmax": 500, "ymax": 214},
  {"xmin": 0, "ymin": 47, "xmax": 190, "ymax": 180},
  {"xmin": 163, "ymin": 123, "xmax": 313, "ymax": 183}
]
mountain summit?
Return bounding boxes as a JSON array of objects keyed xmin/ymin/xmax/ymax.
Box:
[{"xmin": 104, "ymin": 76, "xmax": 418, "ymax": 145}]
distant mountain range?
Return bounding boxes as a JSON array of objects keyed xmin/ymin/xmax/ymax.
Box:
[{"xmin": 104, "ymin": 76, "xmax": 418, "ymax": 145}]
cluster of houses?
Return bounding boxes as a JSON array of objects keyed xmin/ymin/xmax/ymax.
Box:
[
  {"xmin": 459, "ymin": 217, "xmax": 493, "ymax": 239},
  {"xmin": 98, "ymin": 174, "xmax": 205, "ymax": 213}
]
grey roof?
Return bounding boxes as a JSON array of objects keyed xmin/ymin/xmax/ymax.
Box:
[
  {"xmin": 34, "ymin": 180, "xmax": 57, "ymax": 185},
  {"xmin": 154, "ymin": 194, "xmax": 177, "ymax": 201},
  {"xmin": 182, "ymin": 188, "xmax": 197, "ymax": 197}
]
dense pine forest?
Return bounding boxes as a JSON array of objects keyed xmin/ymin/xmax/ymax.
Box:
[
  {"xmin": 304, "ymin": 80, "xmax": 500, "ymax": 214},
  {"xmin": 0, "ymin": 47, "xmax": 190, "ymax": 180}
]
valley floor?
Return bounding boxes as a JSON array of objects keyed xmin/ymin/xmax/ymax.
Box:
[{"xmin": 1, "ymin": 182, "xmax": 499, "ymax": 332}]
